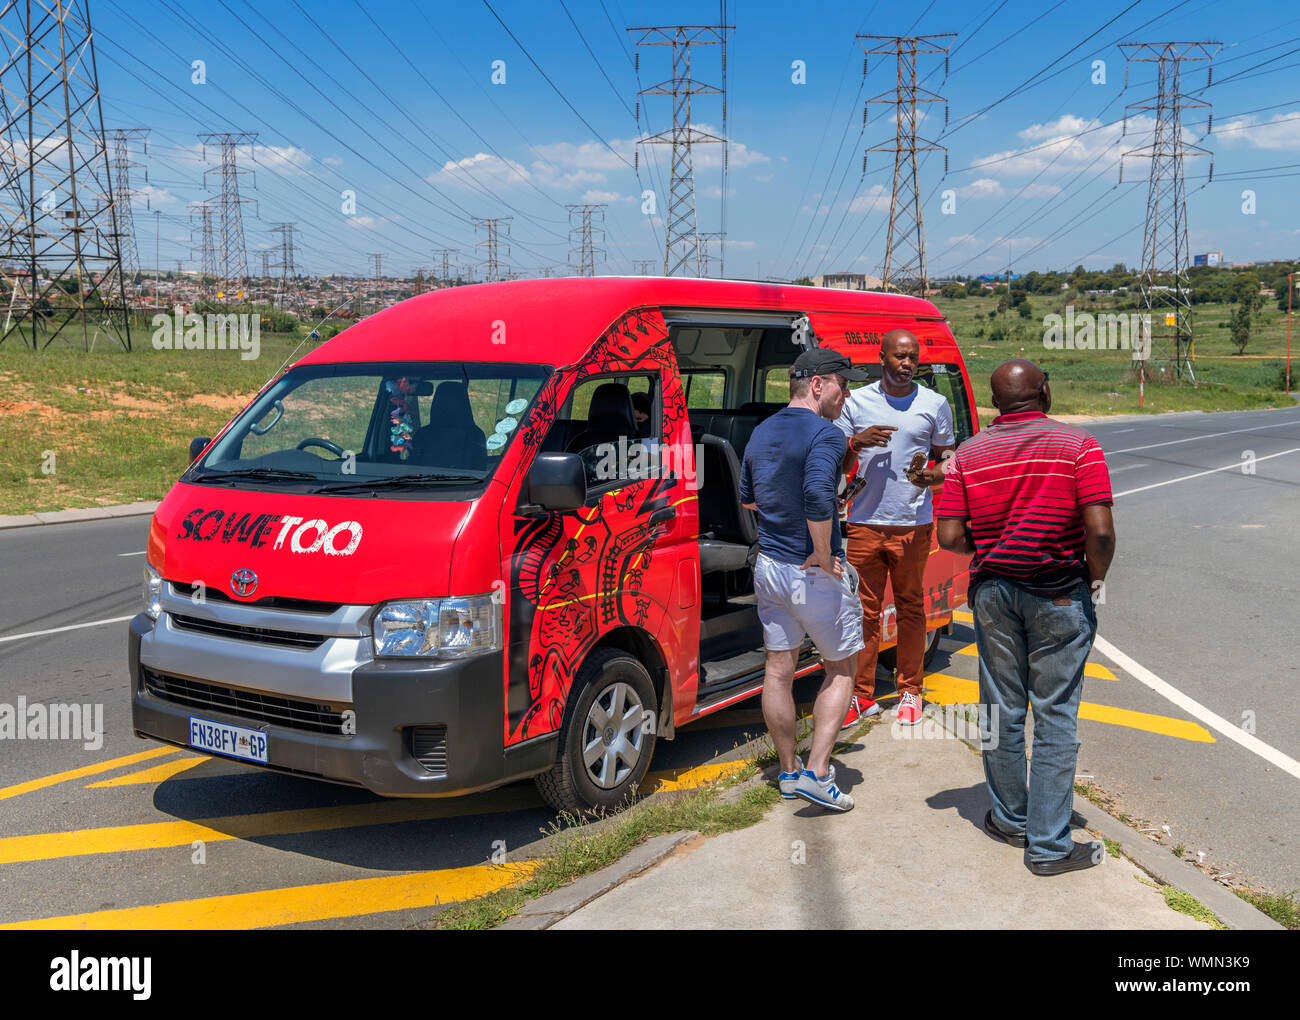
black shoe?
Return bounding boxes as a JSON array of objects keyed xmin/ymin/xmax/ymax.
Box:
[
  {"xmin": 983, "ymin": 810, "xmax": 1027, "ymax": 848},
  {"xmin": 1028, "ymin": 840, "xmax": 1102, "ymax": 876}
]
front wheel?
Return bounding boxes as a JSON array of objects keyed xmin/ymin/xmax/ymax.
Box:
[{"xmin": 535, "ymin": 648, "xmax": 658, "ymax": 815}]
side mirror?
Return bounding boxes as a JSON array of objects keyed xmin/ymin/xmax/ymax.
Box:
[
  {"xmin": 189, "ymin": 437, "xmax": 211, "ymax": 463},
  {"xmin": 527, "ymin": 452, "xmax": 586, "ymax": 511}
]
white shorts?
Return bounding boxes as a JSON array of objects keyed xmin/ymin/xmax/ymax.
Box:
[{"xmin": 753, "ymin": 551, "xmax": 866, "ymax": 662}]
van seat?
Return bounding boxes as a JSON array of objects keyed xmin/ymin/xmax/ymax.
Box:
[{"xmin": 695, "ymin": 434, "xmax": 757, "ymax": 576}]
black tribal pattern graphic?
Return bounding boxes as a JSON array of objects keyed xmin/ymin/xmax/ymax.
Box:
[{"xmin": 504, "ymin": 307, "xmax": 686, "ymax": 745}]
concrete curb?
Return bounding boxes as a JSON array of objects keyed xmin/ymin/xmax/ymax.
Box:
[
  {"xmin": 498, "ymin": 830, "xmax": 700, "ymax": 930},
  {"xmin": 931, "ymin": 704, "xmax": 1284, "ymax": 931},
  {"xmin": 0, "ymin": 501, "xmax": 160, "ymax": 530}
]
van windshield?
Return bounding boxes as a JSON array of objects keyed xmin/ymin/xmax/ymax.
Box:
[{"xmin": 188, "ymin": 361, "xmax": 550, "ymax": 496}]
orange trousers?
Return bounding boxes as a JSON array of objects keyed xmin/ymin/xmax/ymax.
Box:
[{"xmin": 845, "ymin": 522, "xmax": 933, "ymax": 700}]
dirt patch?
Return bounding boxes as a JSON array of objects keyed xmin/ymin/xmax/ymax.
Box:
[
  {"xmin": 188, "ymin": 392, "xmax": 250, "ymax": 413},
  {"xmin": 0, "ymin": 399, "xmax": 59, "ymax": 420},
  {"xmin": 57, "ymin": 384, "xmax": 169, "ymax": 412}
]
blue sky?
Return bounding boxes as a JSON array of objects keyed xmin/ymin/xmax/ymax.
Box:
[{"xmin": 92, "ymin": 0, "xmax": 1300, "ymax": 280}]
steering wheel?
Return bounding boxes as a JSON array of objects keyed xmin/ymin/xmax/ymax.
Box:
[{"xmin": 296, "ymin": 437, "xmax": 346, "ymax": 458}]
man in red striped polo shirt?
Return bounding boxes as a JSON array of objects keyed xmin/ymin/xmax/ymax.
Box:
[{"xmin": 936, "ymin": 359, "xmax": 1116, "ymax": 876}]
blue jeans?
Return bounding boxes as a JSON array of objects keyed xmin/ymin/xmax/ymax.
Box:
[{"xmin": 971, "ymin": 576, "xmax": 1097, "ymax": 862}]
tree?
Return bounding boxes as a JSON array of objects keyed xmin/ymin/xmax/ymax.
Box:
[{"xmin": 1230, "ymin": 302, "xmax": 1252, "ymax": 355}]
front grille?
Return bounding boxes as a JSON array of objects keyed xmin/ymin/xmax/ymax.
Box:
[
  {"xmin": 406, "ymin": 725, "xmax": 448, "ymax": 776},
  {"xmin": 171, "ymin": 613, "xmax": 326, "ymax": 650},
  {"xmin": 143, "ymin": 668, "xmax": 349, "ymax": 735},
  {"xmin": 171, "ymin": 582, "xmax": 343, "ymax": 614}
]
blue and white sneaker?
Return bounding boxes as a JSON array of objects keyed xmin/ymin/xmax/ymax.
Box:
[
  {"xmin": 777, "ymin": 756, "xmax": 803, "ymax": 799},
  {"xmin": 794, "ymin": 766, "xmax": 854, "ymax": 812}
]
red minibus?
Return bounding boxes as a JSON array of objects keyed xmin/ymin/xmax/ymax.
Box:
[{"xmin": 130, "ymin": 278, "xmax": 978, "ymax": 813}]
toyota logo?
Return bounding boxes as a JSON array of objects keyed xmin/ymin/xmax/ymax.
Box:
[{"xmin": 230, "ymin": 569, "xmax": 258, "ymax": 597}]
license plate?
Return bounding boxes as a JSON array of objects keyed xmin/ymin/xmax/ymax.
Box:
[{"xmin": 188, "ymin": 716, "xmax": 269, "ymax": 764}]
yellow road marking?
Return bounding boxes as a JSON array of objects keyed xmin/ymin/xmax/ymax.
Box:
[
  {"xmin": 644, "ymin": 760, "xmax": 747, "ymax": 792},
  {"xmin": 0, "ymin": 747, "xmax": 178, "ymax": 802},
  {"xmin": 0, "ymin": 788, "xmax": 545, "ymax": 866},
  {"xmin": 86, "ymin": 756, "xmax": 208, "ymax": 788},
  {"xmin": 923, "ymin": 673, "xmax": 980, "ymax": 704},
  {"xmin": 1085, "ymin": 662, "xmax": 1119, "ymax": 681},
  {"xmin": 0, "ymin": 754, "xmax": 756, "ymax": 867},
  {"xmin": 0, "ymin": 861, "xmax": 539, "ymax": 930},
  {"xmin": 952, "ymin": 648, "xmax": 1117, "ymax": 682},
  {"xmin": 921, "ymin": 672, "xmax": 1213, "ymax": 742},
  {"xmin": 953, "ymin": 610, "xmax": 973, "ymax": 623},
  {"xmin": 1078, "ymin": 703, "xmax": 1214, "ymax": 743}
]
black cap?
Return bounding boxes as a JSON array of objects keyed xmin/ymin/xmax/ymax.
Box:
[{"xmin": 790, "ymin": 347, "xmax": 869, "ymax": 381}]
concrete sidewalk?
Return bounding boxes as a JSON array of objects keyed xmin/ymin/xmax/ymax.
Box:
[{"xmin": 554, "ymin": 713, "xmax": 1211, "ymax": 930}]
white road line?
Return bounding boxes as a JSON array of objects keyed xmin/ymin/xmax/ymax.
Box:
[
  {"xmin": 0, "ymin": 615, "xmax": 135, "ymax": 644},
  {"xmin": 1112, "ymin": 447, "xmax": 1300, "ymax": 498},
  {"xmin": 1093, "ymin": 635, "xmax": 1300, "ymax": 781},
  {"xmin": 1112, "ymin": 428, "xmax": 1135, "ymax": 433},
  {"xmin": 116, "ymin": 551, "xmax": 146, "ymax": 557},
  {"xmin": 1108, "ymin": 463, "xmax": 1144, "ymax": 474},
  {"xmin": 1109, "ymin": 417, "xmax": 1300, "ymax": 455}
]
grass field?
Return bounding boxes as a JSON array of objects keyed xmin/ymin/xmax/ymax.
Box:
[
  {"xmin": 936, "ymin": 293, "xmax": 1295, "ymax": 416},
  {"xmin": 0, "ymin": 331, "xmax": 312, "ymax": 515},
  {"xmin": 0, "ymin": 293, "xmax": 1295, "ymax": 515}
]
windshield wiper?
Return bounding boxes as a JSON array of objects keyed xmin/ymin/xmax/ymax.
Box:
[
  {"xmin": 190, "ymin": 467, "xmax": 319, "ymax": 484},
  {"xmin": 312, "ymin": 472, "xmax": 483, "ymax": 493}
]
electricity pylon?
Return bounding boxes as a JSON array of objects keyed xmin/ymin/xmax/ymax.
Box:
[
  {"xmin": 566, "ymin": 204, "xmax": 606, "ymax": 276},
  {"xmin": 630, "ymin": 24, "xmax": 729, "ymax": 277},
  {"xmin": 473, "ymin": 218, "xmax": 510, "ymax": 282},
  {"xmin": 1120, "ymin": 41, "xmax": 1221, "ymax": 381},
  {"xmin": 0, "ymin": 0, "xmax": 133, "ymax": 349},
  {"xmin": 198, "ymin": 132, "xmax": 257, "ymax": 301},
  {"xmin": 860, "ymin": 33, "xmax": 954, "ymax": 297}
]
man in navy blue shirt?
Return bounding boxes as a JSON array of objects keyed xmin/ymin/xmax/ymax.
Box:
[{"xmin": 741, "ymin": 348, "xmax": 868, "ymax": 811}]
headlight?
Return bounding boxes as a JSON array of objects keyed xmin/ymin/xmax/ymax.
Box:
[
  {"xmin": 142, "ymin": 564, "xmax": 162, "ymax": 621},
  {"xmin": 372, "ymin": 595, "xmax": 501, "ymax": 659}
]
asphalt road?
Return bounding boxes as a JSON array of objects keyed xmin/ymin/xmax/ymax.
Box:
[{"xmin": 0, "ymin": 401, "xmax": 1297, "ymax": 926}]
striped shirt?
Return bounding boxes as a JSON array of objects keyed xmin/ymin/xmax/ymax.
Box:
[{"xmin": 936, "ymin": 411, "xmax": 1112, "ymax": 597}]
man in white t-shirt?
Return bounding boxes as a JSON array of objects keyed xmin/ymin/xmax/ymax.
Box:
[{"xmin": 836, "ymin": 329, "xmax": 955, "ymax": 727}]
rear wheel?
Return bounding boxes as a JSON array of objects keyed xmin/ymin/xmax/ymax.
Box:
[{"xmin": 535, "ymin": 647, "xmax": 658, "ymax": 815}]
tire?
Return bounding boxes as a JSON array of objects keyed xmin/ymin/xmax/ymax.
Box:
[
  {"xmin": 535, "ymin": 647, "xmax": 658, "ymax": 816},
  {"xmin": 878, "ymin": 625, "xmax": 942, "ymax": 671}
]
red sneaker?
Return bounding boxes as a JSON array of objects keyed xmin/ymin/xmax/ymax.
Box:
[
  {"xmin": 841, "ymin": 696, "xmax": 881, "ymax": 729},
  {"xmin": 897, "ymin": 691, "xmax": 923, "ymax": 726}
]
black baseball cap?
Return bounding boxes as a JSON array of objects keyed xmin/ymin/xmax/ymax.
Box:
[{"xmin": 790, "ymin": 348, "xmax": 869, "ymax": 381}]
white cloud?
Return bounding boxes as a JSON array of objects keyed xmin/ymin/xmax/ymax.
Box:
[
  {"xmin": 848, "ymin": 184, "xmax": 890, "ymax": 213},
  {"xmin": 429, "ymin": 152, "xmax": 530, "ymax": 188},
  {"xmin": 137, "ymin": 184, "xmax": 177, "ymax": 207},
  {"xmin": 1217, "ymin": 113, "xmax": 1300, "ymax": 151},
  {"xmin": 323, "ymin": 155, "xmax": 344, "ymax": 167},
  {"xmin": 531, "ymin": 161, "xmax": 607, "ymax": 189},
  {"xmin": 255, "ymin": 144, "xmax": 313, "ymax": 174},
  {"xmin": 531, "ymin": 138, "xmax": 637, "ymax": 171},
  {"xmin": 969, "ymin": 113, "xmax": 1157, "ymax": 176},
  {"xmin": 581, "ymin": 189, "xmax": 621, "ymax": 203}
]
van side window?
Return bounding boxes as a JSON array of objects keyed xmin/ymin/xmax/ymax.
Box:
[
  {"xmin": 684, "ymin": 371, "xmax": 726, "ymax": 409},
  {"xmin": 546, "ymin": 372, "xmax": 660, "ymax": 492},
  {"xmin": 915, "ymin": 364, "xmax": 975, "ymax": 446}
]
